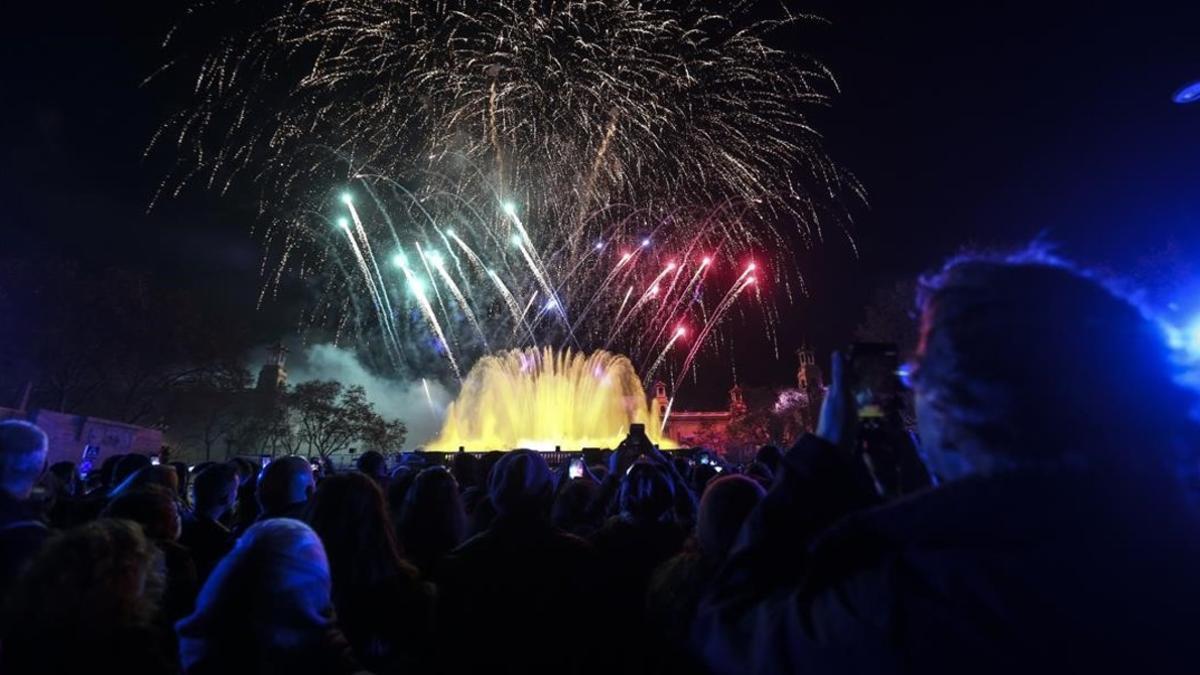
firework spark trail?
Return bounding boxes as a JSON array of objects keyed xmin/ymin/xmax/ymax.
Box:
[
  {"xmin": 422, "ymin": 377, "xmax": 436, "ymax": 414},
  {"xmin": 612, "ymin": 286, "xmax": 634, "ymax": 332},
  {"xmin": 345, "ymin": 198, "xmax": 401, "ymax": 353},
  {"xmin": 393, "ymin": 252, "xmax": 462, "ymax": 380},
  {"xmin": 515, "ymin": 292, "xmax": 540, "ymax": 343},
  {"xmin": 676, "ymin": 267, "xmax": 758, "ymax": 384},
  {"xmin": 644, "ymin": 326, "xmax": 686, "ymax": 388},
  {"xmin": 646, "ymin": 256, "xmax": 712, "ymax": 354},
  {"xmin": 567, "ymin": 246, "xmax": 640, "ymax": 336},
  {"xmin": 487, "ymin": 269, "xmax": 538, "ymax": 344},
  {"xmin": 157, "ymin": 0, "xmax": 857, "ymax": 382},
  {"xmin": 337, "ymin": 218, "xmax": 398, "ymax": 359},
  {"xmin": 428, "ymin": 254, "xmax": 489, "ymax": 349},
  {"xmin": 662, "ymin": 273, "xmax": 754, "ymax": 432},
  {"xmin": 605, "ymin": 264, "xmax": 675, "ymax": 348},
  {"xmin": 447, "ymin": 230, "xmax": 528, "ymax": 330},
  {"xmin": 414, "ymin": 242, "xmax": 453, "ymax": 341}
]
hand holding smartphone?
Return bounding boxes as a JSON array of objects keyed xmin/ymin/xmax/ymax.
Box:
[{"xmin": 568, "ymin": 458, "xmax": 585, "ymax": 479}]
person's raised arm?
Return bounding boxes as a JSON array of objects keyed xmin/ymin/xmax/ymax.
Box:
[{"xmin": 691, "ymin": 352, "xmax": 884, "ymax": 673}]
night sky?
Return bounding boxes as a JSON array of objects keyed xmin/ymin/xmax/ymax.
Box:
[{"xmin": 3, "ymin": 1, "xmax": 1199, "ymax": 405}]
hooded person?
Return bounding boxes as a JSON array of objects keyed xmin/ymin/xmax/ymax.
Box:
[
  {"xmin": 175, "ymin": 518, "xmax": 360, "ymax": 675},
  {"xmin": 590, "ymin": 460, "xmax": 690, "ymax": 673},
  {"xmin": 434, "ymin": 450, "xmax": 599, "ymax": 675},
  {"xmin": 647, "ymin": 475, "xmax": 766, "ymax": 673}
]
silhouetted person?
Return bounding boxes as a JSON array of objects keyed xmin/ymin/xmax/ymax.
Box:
[
  {"xmin": 103, "ymin": 485, "xmax": 199, "ymax": 625},
  {"xmin": 591, "ymin": 460, "xmax": 688, "ymax": 674},
  {"xmin": 96, "ymin": 453, "xmax": 125, "ymax": 493},
  {"xmin": 551, "ymin": 476, "xmax": 602, "ymax": 537},
  {"xmin": 355, "ymin": 450, "xmax": 388, "ymax": 487},
  {"xmin": 176, "ymin": 518, "xmax": 360, "ymax": 675},
  {"xmin": 183, "ymin": 463, "xmax": 239, "ymax": 583},
  {"xmin": 48, "ymin": 461, "xmax": 79, "ymax": 497},
  {"xmin": 306, "ymin": 472, "xmax": 433, "ymax": 673},
  {"xmin": 46, "ymin": 460, "xmax": 85, "ymax": 528},
  {"xmin": 397, "ymin": 466, "xmax": 466, "ymax": 576},
  {"xmin": 648, "ymin": 475, "xmax": 765, "ymax": 673},
  {"xmin": 695, "ymin": 252, "xmax": 1200, "ymax": 674},
  {"xmin": 111, "ymin": 464, "xmax": 182, "ymax": 499},
  {"xmin": 754, "ymin": 444, "xmax": 782, "ymax": 475},
  {"xmin": 436, "ymin": 450, "xmax": 598, "ymax": 675},
  {"xmin": 113, "ymin": 453, "xmax": 153, "ymax": 487},
  {"xmin": 256, "ymin": 456, "xmax": 314, "ymax": 522},
  {"xmin": 449, "ymin": 451, "xmax": 482, "ymax": 490},
  {"xmin": 0, "ymin": 420, "xmax": 50, "ymax": 599},
  {"xmin": 0, "ymin": 519, "xmax": 175, "ymax": 675},
  {"xmin": 172, "ymin": 461, "xmax": 192, "ymax": 508},
  {"xmin": 228, "ymin": 457, "xmax": 260, "ymax": 533}
]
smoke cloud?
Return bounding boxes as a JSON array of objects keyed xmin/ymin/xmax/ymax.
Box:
[{"xmin": 283, "ymin": 343, "xmax": 453, "ymax": 448}]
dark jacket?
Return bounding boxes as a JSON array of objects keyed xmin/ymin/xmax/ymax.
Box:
[
  {"xmin": 335, "ymin": 572, "xmax": 433, "ymax": 675},
  {"xmin": 694, "ymin": 435, "xmax": 1200, "ymax": 674},
  {"xmin": 180, "ymin": 514, "xmax": 233, "ymax": 583},
  {"xmin": 590, "ymin": 517, "xmax": 687, "ymax": 675},
  {"xmin": 434, "ymin": 515, "xmax": 599, "ymax": 675},
  {"xmin": 0, "ymin": 489, "xmax": 50, "ymax": 600}
]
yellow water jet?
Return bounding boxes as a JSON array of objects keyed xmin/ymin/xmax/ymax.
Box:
[{"xmin": 429, "ymin": 347, "xmax": 672, "ymax": 451}]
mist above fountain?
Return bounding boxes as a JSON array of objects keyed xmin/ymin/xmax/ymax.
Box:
[{"xmin": 429, "ymin": 348, "xmax": 672, "ymax": 452}]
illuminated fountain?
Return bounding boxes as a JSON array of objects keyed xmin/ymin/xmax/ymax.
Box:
[{"xmin": 429, "ymin": 347, "xmax": 673, "ymax": 452}]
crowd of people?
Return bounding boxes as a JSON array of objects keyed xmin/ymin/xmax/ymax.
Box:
[{"xmin": 2, "ymin": 251, "xmax": 1200, "ymax": 674}]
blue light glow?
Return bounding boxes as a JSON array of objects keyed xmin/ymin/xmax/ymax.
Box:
[{"xmin": 1173, "ymin": 80, "xmax": 1200, "ymax": 104}]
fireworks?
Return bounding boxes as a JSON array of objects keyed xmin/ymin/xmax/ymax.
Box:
[{"xmin": 153, "ymin": 0, "xmax": 858, "ymax": 386}]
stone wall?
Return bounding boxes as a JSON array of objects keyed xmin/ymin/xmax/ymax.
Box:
[{"xmin": 0, "ymin": 407, "xmax": 162, "ymax": 466}]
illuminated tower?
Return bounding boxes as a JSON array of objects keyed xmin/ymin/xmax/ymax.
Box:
[
  {"xmin": 256, "ymin": 343, "xmax": 289, "ymax": 395},
  {"xmin": 796, "ymin": 345, "xmax": 824, "ymax": 431},
  {"xmin": 728, "ymin": 384, "xmax": 747, "ymax": 418},
  {"xmin": 653, "ymin": 381, "xmax": 669, "ymax": 411}
]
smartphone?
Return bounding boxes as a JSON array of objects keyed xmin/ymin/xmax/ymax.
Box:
[
  {"xmin": 848, "ymin": 342, "xmax": 900, "ymax": 421},
  {"xmin": 150, "ymin": 454, "xmax": 161, "ymax": 466},
  {"xmin": 568, "ymin": 458, "xmax": 585, "ymax": 479},
  {"xmin": 79, "ymin": 445, "xmax": 100, "ymax": 479}
]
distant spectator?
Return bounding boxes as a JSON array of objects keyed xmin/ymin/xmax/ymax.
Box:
[
  {"xmin": 255, "ymin": 456, "xmax": 314, "ymax": 522},
  {"xmin": 306, "ymin": 473, "xmax": 433, "ymax": 673},
  {"xmin": 46, "ymin": 460, "xmax": 85, "ymax": 528},
  {"xmin": 176, "ymin": 518, "xmax": 360, "ymax": 675},
  {"xmin": 695, "ymin": 252, "xmax": 1200, "ymax": 674},
  {"xmin": 171, "ymin": 461, "xmax": 192, "ymax": 508},
  {"xmin": 96, "ymin": 453, "xmax": 125, "ymax": 493},
  {"xmin": 591, "ymin": 460, "xmax": 688, "ymax": 672},
  {"xmin": 103, "ymin": 485, "xmax": 198, "ymax": 624},
  {"xmin": 648, "ymin": 475, "xmax": 764, "ymax": 670},
  {"xmin": 398, "ymin": 466, "xmax": 466, "ymax": 575},
  {"xmin": 113, "ymin": 453, "xmax": 153, "ymax": 487},
  {"xmin": 754, "ymin": 444, "xmax": 782, "ymax": 474},
  {"xmin": 48, "ymin": 461, "xmax": 80, "ymax": 498},
  {"xmin": 449, "ymin": 452, "xmax": 482, "ymax": 490},
  {"xmin": 0, "ymin": 420, "xmax": 50, "ymax": 598},
  {"xmin": 743, "ymin": 460, "xmax": 774, "ymax": 489},
  {"xmin": 435, "ymin": 450, "xmax": 599, "ymax": 675},
  {"xmin": 0, "ymin": 519, "xmax": 174, "ymax": 675},
  {"xmin": 355, "ymin": 450, "xmax": 388, "ymax": 487},
  {"xmin": 551, "ymin": 477, "xmax": 602, "ymax": 537},
  {"xmin": 183, "ymin": 463, "xmax": 240, "ymax": 583},
  {"xmin": 110, "ymin": 464, "xmax": 182, "ymax": 499},
  {"xmin": 228, "ymin": 458, "xmax": 260, "ymax": 532}
]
